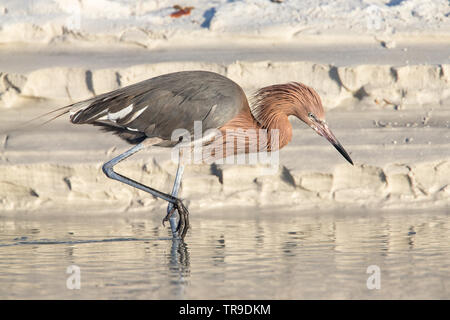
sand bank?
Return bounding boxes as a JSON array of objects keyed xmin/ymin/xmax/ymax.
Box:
[
  {"xmin": 0, "ymin": 98, "xmax": 449, "ymax": 214},
  {"xmin": 0, "ymin": 44, "xmax": 449, "ymax": 214},
  {"xmin": 1, "ymin": 58, "xmax": 450, "ymax": 110}
]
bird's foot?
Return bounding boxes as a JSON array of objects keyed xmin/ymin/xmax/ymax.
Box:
[
  {"xmin": 162, "ymin": 199, "xmax": 190, "ymax": 240},
  {"xmin": 163, "ymin": 206, "xmax": 176, "ymax": 226}
]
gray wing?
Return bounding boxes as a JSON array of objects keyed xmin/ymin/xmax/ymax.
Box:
[{"xmin": 69, "ymin": 71, "xmax": 247, "ymax": 144}]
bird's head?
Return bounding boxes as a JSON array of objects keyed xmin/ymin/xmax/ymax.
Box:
[
  {"xmin": 293, "ymin": 84, "xmax": 353, "ymax": 165},
  {"xmin": 252, "ymin": 82, "xmax": 353, "ymax": 165}
]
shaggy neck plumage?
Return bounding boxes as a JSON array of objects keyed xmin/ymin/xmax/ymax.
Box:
[
  {"xmin": 250, "ymin": 85, "xmax": 303, "ymax": 149},
  {"xmin": 250, "ymin": 82, "xmax": 324, "ymax": 149}
]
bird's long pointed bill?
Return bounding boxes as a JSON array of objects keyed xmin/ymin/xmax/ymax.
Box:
[{"xmin": 316, "ymin": 123, "xmax": 354, "ymax": 165}]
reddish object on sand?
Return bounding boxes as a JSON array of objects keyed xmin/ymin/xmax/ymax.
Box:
[{"xmin": 170, "ymin": 5, "xmax": 194, "ymax": 18}]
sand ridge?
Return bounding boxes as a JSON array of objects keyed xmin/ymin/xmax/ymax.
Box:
[
  {"xmin": 0, "ymin": 4, "xmax": 449, "ymax": 213},
  {"xmin": 1, "ymin": 102, "xmax": 449, "ymax": 213},
  {"xmin": 2, "ymin": 59, "xmax": 450, "ymax": 109}
]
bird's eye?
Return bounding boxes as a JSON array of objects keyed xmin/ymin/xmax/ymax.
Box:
[{"xmin": 308, "ymin": 112, "xmax": 315, "ymax": 120}]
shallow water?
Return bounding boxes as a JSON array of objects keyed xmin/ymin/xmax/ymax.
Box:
[{"xmin": 0, "ymin": 209, "xmax": 448, "ymax": 299}]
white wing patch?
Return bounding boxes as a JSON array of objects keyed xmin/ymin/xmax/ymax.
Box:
[
  {"xmin": 122, "ymin": 105, "xmax": 148, "ymax": 124},
  {"xmin": 96, "ymin": 115, "xmax": 108, "ymax": 121},
  {"xmin": 69, "ymin": 101, "xmax": 94, "ymax": 122},
  {"xmin": 108, "ymin": 104, "xmax": 133, "ymax": 121}
]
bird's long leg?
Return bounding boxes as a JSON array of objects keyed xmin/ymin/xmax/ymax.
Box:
[
  {"xmin": 102, "ymin": 140, "xmax": 189, "ymax": 239},
  {"xmin": 166, "ymin": 148, "xmax": 186, "ymax": 238}
]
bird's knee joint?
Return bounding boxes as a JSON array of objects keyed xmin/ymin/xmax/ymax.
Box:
[{"xmin": 102, "ymin": 163, "xmax": 115, "ymax": 178}]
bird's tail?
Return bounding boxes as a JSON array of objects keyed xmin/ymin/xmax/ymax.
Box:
[
  {"xmin": 1, "ymin": 97, "xmax": 97, "ymax": 135},
  {"xmin": 0, "ymin": 105, "xmax": 72, "ymax": 139},
  {"xmin": 15, "ymin": 105, "xmax": 72, "ymax": 130}
]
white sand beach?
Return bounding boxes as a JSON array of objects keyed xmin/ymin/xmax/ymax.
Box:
[{"xmin": 0, "ymin": 0, "xmax": 449, "ymax": 215}]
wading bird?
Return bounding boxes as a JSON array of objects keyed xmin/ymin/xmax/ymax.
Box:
[{"xmin": 34, "ymin": 71, "xmax": 353, "ymax": 239}]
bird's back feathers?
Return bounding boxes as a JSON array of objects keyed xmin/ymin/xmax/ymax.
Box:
[{"xmin": 68, "ymin": 71, "xmax": 247, "ymax": 145}]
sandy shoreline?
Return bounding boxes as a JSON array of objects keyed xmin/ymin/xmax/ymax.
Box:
[
  {"xmin": 0, "ymin": 37, "xmax": 449, "ymax": 215},
  {"xmin": 1, "ymin": 97, "xmax": 449, "ymax": 214},
  {"xmin": 1, "ymin": 1, "xmax": 450, "ymax": 303}
]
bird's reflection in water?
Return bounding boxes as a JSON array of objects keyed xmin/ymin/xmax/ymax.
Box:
[
  {"xmin": 167, "ymin": 238, "xmax": 190, "ymax": 297},
  {"xmin": 1, "ymin": 211, "xmax": 449, "ymax": 299}
]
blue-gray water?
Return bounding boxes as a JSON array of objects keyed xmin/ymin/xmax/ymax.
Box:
[{"xmin": 0, "ymin": 209, "xmax": 448, "ymax": 299}]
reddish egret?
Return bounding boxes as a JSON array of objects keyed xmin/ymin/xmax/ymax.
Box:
[{"xmin": 32, "ymin": 71, "xmax": 353, "ymax": 239}]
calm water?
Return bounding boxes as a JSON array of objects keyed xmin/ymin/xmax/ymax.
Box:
[{"xmin": 0, "ymin": 209, "xmax": 448, "ymax": 299}]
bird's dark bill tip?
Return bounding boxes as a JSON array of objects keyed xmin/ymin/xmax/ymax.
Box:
[
  {"xmin": 347, "ymin": 156, "xmax": 354, "ymax": 166},
  {"xmin": 333, "ymin": 142, "xmax": 354, "ymax": 165}
]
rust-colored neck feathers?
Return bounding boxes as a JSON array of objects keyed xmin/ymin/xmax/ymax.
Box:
[
  {"xmin": 219, "ymin": 82, "xmax": 323, "ymax": 153},
  {"xmin": 251, "ymin": 82, "xmax": 324, "ymax": 125}
]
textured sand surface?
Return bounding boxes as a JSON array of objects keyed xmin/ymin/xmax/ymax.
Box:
[
  {"xmin": 1, "ymin": 55, "xmax": 449, "ymax": 213},
  {"xmin": 1, "ymin": 0, "xmax": 449, "ymax": 46},
  {"xmin": 0, "ymin": 0, "xmax": 449, "ymax": 214},
  {"xmin": 2, "ymin": 54, "xmax": 450, "ymax": 108}
]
